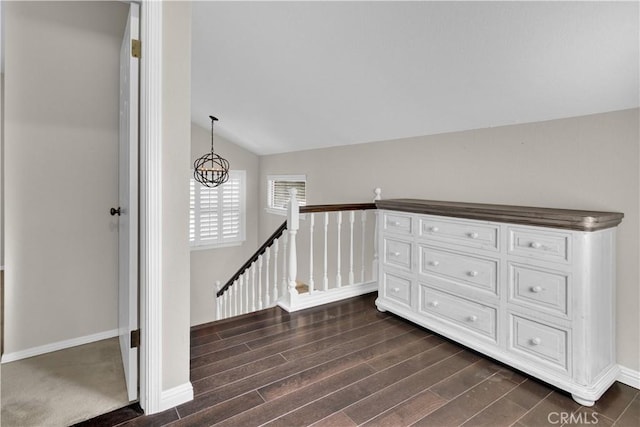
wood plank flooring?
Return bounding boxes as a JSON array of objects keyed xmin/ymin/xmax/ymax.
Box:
[{"xmin": 78, "ymin": 293, "xmax": 639, "ymax": 427}]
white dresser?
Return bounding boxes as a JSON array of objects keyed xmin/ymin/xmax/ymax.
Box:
[{"xmin": 375, "ymin": 199, "xmax": 623, "ymax": 406}]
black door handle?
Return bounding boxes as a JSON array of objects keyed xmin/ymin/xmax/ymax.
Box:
[{"xmin": 110, "ymin": 207, "xmax": 122, "ymax": 216}]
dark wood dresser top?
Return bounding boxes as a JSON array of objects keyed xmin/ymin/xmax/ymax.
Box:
[{"xmin": 375, "ymin": 199, "xmax": 624, "ymax": 232}]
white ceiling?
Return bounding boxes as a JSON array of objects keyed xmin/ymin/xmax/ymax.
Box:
[{"xmin": 192, "ymin": 1, "xmax": 639, "ymax": 156}]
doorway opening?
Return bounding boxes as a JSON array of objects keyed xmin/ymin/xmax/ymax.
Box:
[{"xmin": 0, "ymin": 1, "xmax": 140, "ymax": 424}]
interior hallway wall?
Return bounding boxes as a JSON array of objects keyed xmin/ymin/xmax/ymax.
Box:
[
  {"xmin": 259, "ymin": 108, "xmax": 640, "ymax": 373},
  {"xmin": 2, "ymin": 1, "xmax": 128, "ymax": 357},
  {"xmin": 161, "ymin": 0, "xmax": 192, "ymax": 394}
]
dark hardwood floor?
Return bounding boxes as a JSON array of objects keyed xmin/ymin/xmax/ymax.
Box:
[{"xmin": 79, "ymin": 293, "xmax": 639, "ymax": 427}]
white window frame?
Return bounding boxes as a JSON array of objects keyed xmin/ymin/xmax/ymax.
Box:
[
  {"xmin": 190, "ymin": 170, "xmax": 246, "ymax": 250},
  {"xmin": 266, "ymin": 174, "xmax": 307, "ymax": 216}
]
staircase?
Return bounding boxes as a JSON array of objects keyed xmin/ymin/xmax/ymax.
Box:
[{"xmin": 216, "ymin": 188, "xmax": 381, "ymax": 320}]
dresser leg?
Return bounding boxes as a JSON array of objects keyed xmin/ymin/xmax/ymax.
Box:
[{"xmin": 572, "ymin": 394, "xmax": 595, "ymax": 407}]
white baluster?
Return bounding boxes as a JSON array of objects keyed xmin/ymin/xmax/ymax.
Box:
[
  {"xmin": 238, "ymin": 280, "xmax": 243, "ymax": 316},
  {"xmin": 281, "ymin": 232, "xmax": 288, "ymax": 298},
  {"xmin": 273, "ymin": 239, "xmax": 279, "ymax": 301},
  {"xmin": 233, "ymin": 281, "xmax": 238, "ymax": 317},
  {"xmin": 348, "ymin": 210, "xmax": 355, "ymax": 286},
  {"xmin": 251, "ymin": 263, "xmax": 257, "ymax": 312},
  {"xmin": 308, "ymin": 212, "xmax": 315, "ymax": 293},
  {"xmin": 222, "ymin": 291, "xmax": 227, "ymax": 320},
  {"xmin": 323, "ymin": 212, "xmax": 329, "ymax": 291},
  {"xmin": 288, "ymin": 228, "xmax": 298, "ymax": 297},
  {"xmin": 258, "ymin": 255, "xmax": 264, "ymax": 310},
  {"xmin": 265, "ymin": 246, "xmax": 271, "ymax": 306},
  {"xmin": 216, "ymin": 281, "xmax": 222, "ymax": 320},
  {"xmin": 336, "ymin": 211, "xmax": 342, "ymax": 288},
  {"xmin": 238, "ymin": 276, "xmax": 244, "ymax": 315},
  {"xmin": 361, "ymin": 211, "xmax": 367, "ymax": 283},
  {"xmin": 231, "ymin": 280, "xmax": 242, "ymax": 316},
  {"xmin": 373, "ymin": 188, "xmax": 382, "ymax": 281},
  {"xmin": 238, "ymin": 282, "xmax": 242, "ymax": 316},
  {"xmin": 229, "ymin": 287, "xmax": 233, "ymax": 317},
  {"xmin": 244, "ymin": 275, "xmax": 249, "ymax": 314}
]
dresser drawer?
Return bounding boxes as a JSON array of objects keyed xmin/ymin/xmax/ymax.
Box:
[
  {"xmin": 383, "ymin": 238, "xmax": 412, "ymax": 271},
  {"xmin": 509, "ymin": 263, "xmax": 569, "ymax": 317},
  {"xmin": 508, "ymin": 227, "xmax": 570, "ymax": 263},
  {"xmin": 382, "ymin": 272, "xmax": 412, "ymax": 307},
  {"xmin": 510, "ymin": 314, "xmax": 569, "ymax": 371},
  {"xmin": 419, "ymin": 246, "xmax": 497, "ymax": 294},
  {"xmin": 419, "ymin": 285, "xmax": 497, "ymax": 339},
  {"xmin": 383, "ymin": 213, "xmax": 413, "ymax": 236},
  {"xmin": 419, "ymin": 216, "xmax": 498, "ymax": 251}
]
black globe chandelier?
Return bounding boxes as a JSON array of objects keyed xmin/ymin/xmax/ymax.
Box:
[{"xmin": 194, "ymin": 115, "xmax": 230, "ymax": 188}]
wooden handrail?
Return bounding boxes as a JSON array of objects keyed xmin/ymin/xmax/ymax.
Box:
[
  {"xmin": 217, "ymin": 220, "xmax": 287, "ymax": 297},
  {"xmin": 217, "ymin": 202, "xmax": 378, "ymax": 297},
  {"xmin": 301, "ymin": 203, "xmax": 377, "ymax": 213}
]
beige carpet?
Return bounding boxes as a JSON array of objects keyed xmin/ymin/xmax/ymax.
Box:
[{"xmin": 1, "ymin": 337, "xmax": 130, "ymax": 426}]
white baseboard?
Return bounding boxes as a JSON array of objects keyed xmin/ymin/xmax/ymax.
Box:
[
  {"xmin": 1, "ymin": 329, "xmax": 119, "ymax": 364},
  {"xmin": 279, "ymin": 281, "xmax": 377, "ymax": 312},
  {"xmin": 617, "ymin": 365, "xmax": 640, "ymax": 389},
  {"xmin": 159, "ymin": 382, "xmax": 194, "ymax": 412}
]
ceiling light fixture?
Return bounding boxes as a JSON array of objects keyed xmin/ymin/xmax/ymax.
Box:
[{"xmin": 194, "ymin": 115, "xmax": 230, "ymax": 188}]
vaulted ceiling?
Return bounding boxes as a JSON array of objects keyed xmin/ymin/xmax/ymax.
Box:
[{"xmin": 191, "ymin": 1, "xmax": 639, "ymax": 156}]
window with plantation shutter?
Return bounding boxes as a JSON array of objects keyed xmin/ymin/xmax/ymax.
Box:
[
  {"xmin": 190, "ymin": 170, "xmax": 246, "ymax": 249},
  {"xmin": 267, "ymin": 175, "xmax": 307, "ymax": 214}
]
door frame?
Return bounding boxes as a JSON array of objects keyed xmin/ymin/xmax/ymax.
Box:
[
  {"xmin": 0, "ymin": 0, "xmax": 167, "ymax": 414},
  {"xmin": 139, "ymin": 0, "xmax": 163, "ymax": 414},
  {"xmin": 119, "ymin": 0, "xmax": 140, "ymax": 403}
]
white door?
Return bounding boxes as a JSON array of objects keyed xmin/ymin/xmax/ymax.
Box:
[{"xmin": 118, "ymin": 2, "xmax": 140, "ymax": 402}]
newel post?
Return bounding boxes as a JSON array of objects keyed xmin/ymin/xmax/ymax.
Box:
[
  {"xmin": 373, "ymin": 188, "xmax": 382, "ymax": 281},
  {"xmin": 279, "ymin": 188, "xmax": 299, "ymax": 311}
]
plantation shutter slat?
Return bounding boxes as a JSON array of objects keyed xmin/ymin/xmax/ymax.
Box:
[
  {"xmin": 199, "ymin": 185, "xmax": 219, "ymax": 242},
  {"xmin": 189, "ymin": 179, "xmax": 196, "ymax": 241},
  {"xmin": 271, "ymin": 180, "xmax": 306, "ymax": 210},
  {"xmin": 190, "ymin": 170, "xmax": 245, "ymax": 247},
  {"xmin": 221, "ymin": 176, "xmax": 242, "ymax": 240}
]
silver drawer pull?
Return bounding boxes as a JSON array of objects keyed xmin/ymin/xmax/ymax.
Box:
[
  {"xmin": 530, "ymin": 286, "xmax": 544, "ymax": 293},
  {"xmin": 468, "ymin": 232, "xmax": 479, "ymax": 239},
  {"xmin": 429, "ymin": 226, "xmax": 439, "ymax": 232},
  {"xmin": 388, "ymin": 220, "xmax": 401, "ymax": 226},
  {"xmin": 530, "ymin": 242, "xmax": 542, "ymax": 249},
  {"xmin": 390, "ymin": 251, "xmax": 401, "ymax": 257},
  {"xmin": 467, "ymin": 270, "xmax": 478, "ymax": 277},
  {"xmin": 467, "ymin": 315, "xmax": 478, "ymax": 322},
  {"xmin": 391, "ymin": 287, "xmax": 400, "ymax": 293},
  {"xmin": 429, "ymin": 260, "xmax": 440, "ymax": 267},
  {"xmin": 530, "ymin": 337, "xmax": 542, "ymax": 346},
  {"xmin": 429, "ymin": 301, "xmax": 439, "ymax": 308}
]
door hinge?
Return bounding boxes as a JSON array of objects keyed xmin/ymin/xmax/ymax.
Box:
[
  {"xmin": 130, "ymin": 329, "xmax": 140, "ymax": 348},
  {"xmin": 132, "ymin": 39, "xmax": 141, "ymax": 58}
]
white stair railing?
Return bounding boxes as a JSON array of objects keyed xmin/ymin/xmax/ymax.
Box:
[{"xmin": 216, "ymin": 188, "xmax": 381, "ymax": 319}]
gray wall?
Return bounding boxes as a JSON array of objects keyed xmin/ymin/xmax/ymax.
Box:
[
  {"xmin": 190, "ymin": 123, "xmax": 260, "ymax": 326},
  {"xmin": 1, "ymin": 70, "xmax": 4, "ymax": 269},
  {"xmin": 3, "ymin": 1, "xmax": 128, "ymax": 355},
  {"xmin": 161, "ymin": 0, "xmax": 192, "ymax": 391},
  {"xmin": 259, "ymin": 108, "xmax": 640, "ymax": 372}
]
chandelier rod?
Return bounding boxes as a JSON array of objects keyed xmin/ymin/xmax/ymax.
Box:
[{"xmin": 210, "ymin": 115, "xmax": 218, "ymax": 154}]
